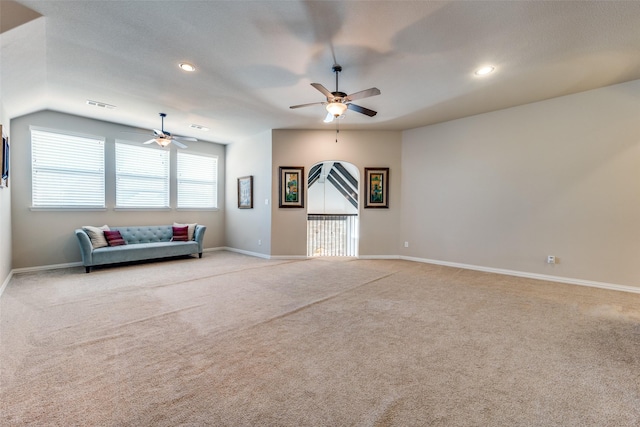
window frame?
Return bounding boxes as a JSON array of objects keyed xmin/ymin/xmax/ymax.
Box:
[
  {"xmin": 176, "ymin": 151, "xmax": 218, "ymax": 210},
  {"xmin": 114, "ymin": 141, "xmax": 171, "ymax": 210},
  {"xmin": 30, "ymin": 126, "xmax": 106, "ymax": 210}
]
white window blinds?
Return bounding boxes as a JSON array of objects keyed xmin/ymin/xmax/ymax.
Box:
[
  {"xmin": 177, "ymin": 152, "xmax": 217, "ymax": 208},
  {"xmin": 115, "ymin": 142, "xmax": 169, "ymax": 208},
  {"xmin": 31, "ymin": 128, "xmax": 105, "ymax": 207}
]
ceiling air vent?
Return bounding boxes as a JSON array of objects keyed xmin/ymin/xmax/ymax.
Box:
[
  {"xmin": 189, "ymin": 124, "xmax": 209, "ymax": 131},
  {"xmin": 86, "ymin": 100, "xmax": 116, "ymax": 110}
]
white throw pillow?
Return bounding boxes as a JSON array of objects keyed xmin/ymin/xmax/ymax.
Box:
[
  {"xmin": 173, "ymin": 222, "xmax": 197, "ymax": 241},
  {"xmin": 82, "ymin": 225, "xmax": 110, "ymax": 249}
]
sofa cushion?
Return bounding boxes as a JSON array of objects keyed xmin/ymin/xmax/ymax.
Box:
[
  {"xmin": 104, "ymin": 230, "xmax": 126, "ymax": 246},
  {"xmin": 83, "ymin": 225, "xmax": 110, "ymax": 248},
  {"xmin": 174, "ymin": 222, "xmax": 197, "ymax": 240},
  {"xmin": 91, "ymin": 240, "xmax": 199, "ymax": 265},
  {"xmin": 171, "ymin": 226, "xmax": 189, "ymax": 241}
]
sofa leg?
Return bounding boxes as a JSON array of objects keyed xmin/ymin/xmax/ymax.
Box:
[
  {"xmin": 85, "ymin": 266, "xmax": 91, "ymax": 273},
  {"xmin": 199, "ymin": 253, "xmax": 203, "ymax": 259}
]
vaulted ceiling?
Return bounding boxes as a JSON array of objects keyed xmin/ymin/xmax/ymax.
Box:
[{"xmin": 2, "ymin": 1, "xmax": 640, "ymax": 144}]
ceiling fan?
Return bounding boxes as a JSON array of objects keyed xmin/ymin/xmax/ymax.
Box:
[
  {"xmin": 141, "ymin": 113, "xmax": 196, "ymax": 148},
  {"xmin": 290, "ymin": 64, "xmax": 381, "ymax": 123}
]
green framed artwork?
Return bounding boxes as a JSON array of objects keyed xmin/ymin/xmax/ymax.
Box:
[
  {"xmin": 279, "ymin": 166, "xmax": 304, "ymax": 208},
  {"xmin": 364, "ymin": 167, "xmax": 389, "ymax": 208}
]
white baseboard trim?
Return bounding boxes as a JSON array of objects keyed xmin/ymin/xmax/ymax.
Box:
[
  {"xmin": 222, "ymin": 247, "xmax": 271, "ymax": 259},
  {"xmin": 12, "ymin": 261, "xmax": 84, "ymax": 275},
  {"xmin": 0, "ymin": 270, "xmax": 14, "ymax": 299},
  {"xmin": 269, "ymin": 255, "xmax": 308, "ymax": 260},
  {"xmin": 217, "ymin": 246, "xmax": 307, "ymax": 260},
  {"xmin": 359, "ymin": 255, "xmax": 401, "ymax": 260},
  {"xmin": 203, "ymin": 247, "xmax": 225, "ymax": 253},
  {"xmin": 401, "ymin": 256, "xmax": 640, "ymax": 295}
]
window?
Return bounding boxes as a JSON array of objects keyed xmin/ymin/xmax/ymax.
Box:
[
  {"xmin": 31, "ymin": 128, "xmax": 105, "ymax": 207},
  {"xmin": 115, "ymin": 142, "xmax": 169, "ymax": 208},
  {"xmin": 177, "ymin": 152, "xmax": 217, "ymax": 208}
]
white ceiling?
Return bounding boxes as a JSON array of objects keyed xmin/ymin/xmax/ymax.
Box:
[{"xmin": 2, "ymin": 1, "xmax": 640, "ymax": 144}]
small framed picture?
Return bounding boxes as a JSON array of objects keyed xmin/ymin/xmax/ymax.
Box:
[
  {"xmin": 364, "ymin": 167, "xmax": 389, "ymax": 208},
  {"xmin": 279, "ymin": 166, "xmax": 304, "ymax": 208},
  {"xmin": 237, "ymin": 175, "xmax": 253, "ymax": 209}
]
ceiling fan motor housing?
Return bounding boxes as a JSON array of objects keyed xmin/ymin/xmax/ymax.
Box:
[{"xmin": 331, "ymin": 91, "xmax": 348, "ymax": 102}]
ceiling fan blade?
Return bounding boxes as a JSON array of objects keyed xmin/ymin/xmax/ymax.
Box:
[
  {"xmin": 323, "ymin": 112, "xmax": 335, "ymax": 123},
  {"xmin": 347, "ymin": 103, "xmax": 377, "ymax": 117},
  {"xmin": 143, "ymin": 139, "xmax": 156, "ymax": 145},
  {"xmin": 311, "ymin": 83, "xmax": 335, "ymax": 100},
  {"xmin": 345, "ymin": 87, "xmax": 381, "ymax": 102},
  {"xmin": 290, "ymin": 101, "xmax": 326, "ymax": 109},
  {"xmin": 173, "ymin": 136, "xmax": 198, "ymax": 142},
  {"xmin": 171, "ymin": 140, "xmax": 188, "ymax": 149}
]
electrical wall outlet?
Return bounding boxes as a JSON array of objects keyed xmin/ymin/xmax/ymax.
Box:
[
  {"xmin": 258, "ymin": 239, "xmax": 262, "ymax": 246},
  {"xmin": 404, "ymin": 241, "xmax": 409, "ymax": 248},
  {"xmin": 547, "ymin": 255, "xmax": 556, "ymax": 264}
]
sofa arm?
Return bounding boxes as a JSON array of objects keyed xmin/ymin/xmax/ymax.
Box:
[
  {"xmin": 75, "ymin": 229, "xmax": 94, "ymax": 267},
  {"xmin": 194, "ymin": 225, "xmax": 207, "ymax": 256}
]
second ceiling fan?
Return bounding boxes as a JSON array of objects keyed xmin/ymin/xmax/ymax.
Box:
[
  {"xmin": 143, "ymin": 113, "xmax": 196, "ymax": 148},
  {"xmin": 290, "ymin": 64, "xmax": 381, "ymax": 123}
]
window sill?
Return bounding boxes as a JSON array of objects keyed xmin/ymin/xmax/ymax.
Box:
[
  {"xmin": 176, "ymin": 207, "xmax": 219, "ymax": 212},
  {"xmin": 30, "ymin": 206, "xmax": 108, "ymax": 212},
  {"xmin": 113, "ymin": 207, "xmax": 172, "ymax": 212}
]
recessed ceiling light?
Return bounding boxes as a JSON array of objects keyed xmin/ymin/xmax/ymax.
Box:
[
  {"xmin": 86, "ymin": 100, "xmax": 116, "ymax": 109},
  {"xmin": 474, "ymin": 65, "xmax": 495, "ymax": 76},
  {"xmin": 179, "ymin": 62, "xmax": 196, "ymax": 72}
]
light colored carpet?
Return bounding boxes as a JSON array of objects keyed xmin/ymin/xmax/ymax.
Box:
[{"xmin": 1, "ymin": 252, "xmax": 639, "ymax": 426}]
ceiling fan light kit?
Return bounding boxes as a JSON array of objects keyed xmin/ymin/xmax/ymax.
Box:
[
  {"xmin": 326, "ymin": 102, "xmax": 348, "ymax": 116},
  {"xmin": 154, "ymin": 137, "xmax": 172, "ymax": 147},
  {"xmin": 136, "ymin": 113, "xmax": 197, "ymax": 149},
  {"xmin": 324, "ymin": 112, "xmax": 344, "ymax": 123}
]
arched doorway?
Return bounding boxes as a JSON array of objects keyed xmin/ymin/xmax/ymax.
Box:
[{"xmin": 307, "ymin": 161, "xmax": 359, "ymax": 257}]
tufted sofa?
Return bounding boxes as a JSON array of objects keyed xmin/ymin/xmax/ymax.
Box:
[{"xmin": 75, "ymin": 225, "xmax": 206, "ymax": 273}]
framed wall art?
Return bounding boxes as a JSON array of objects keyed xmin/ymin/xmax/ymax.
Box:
[
  {"xmin": 279, "ymin": 166, "xmax": 304, "ymax": 208},
  {"xmin": 364, "ymin": 167, "xmax": 389, "ymax": 208},
  {"xmin": 237, "ymin": 175, "xmax": 253, "ymax": 209},
  {"xmin": 1, "ymin": 133, "xmax": 8, "ymax": 188}
]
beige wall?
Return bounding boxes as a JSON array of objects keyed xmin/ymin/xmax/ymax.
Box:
[
  {"xmin": 225, "ymin": 131, "xmax": 272, "ymax": 255},
  {"xmin": 271, "ymin": 129, "xmax": 402, "ymax": 257},
  {"xmin": 10, "ymin": 110, "xmax": 226, "ymax": 269},
  {"xmin": 0, "ymin": 110, "xmax": 12, "ymax": 289},
  {"xmin": 401, "ymin": 79, "xmax": 640, "ymax": 288}
]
